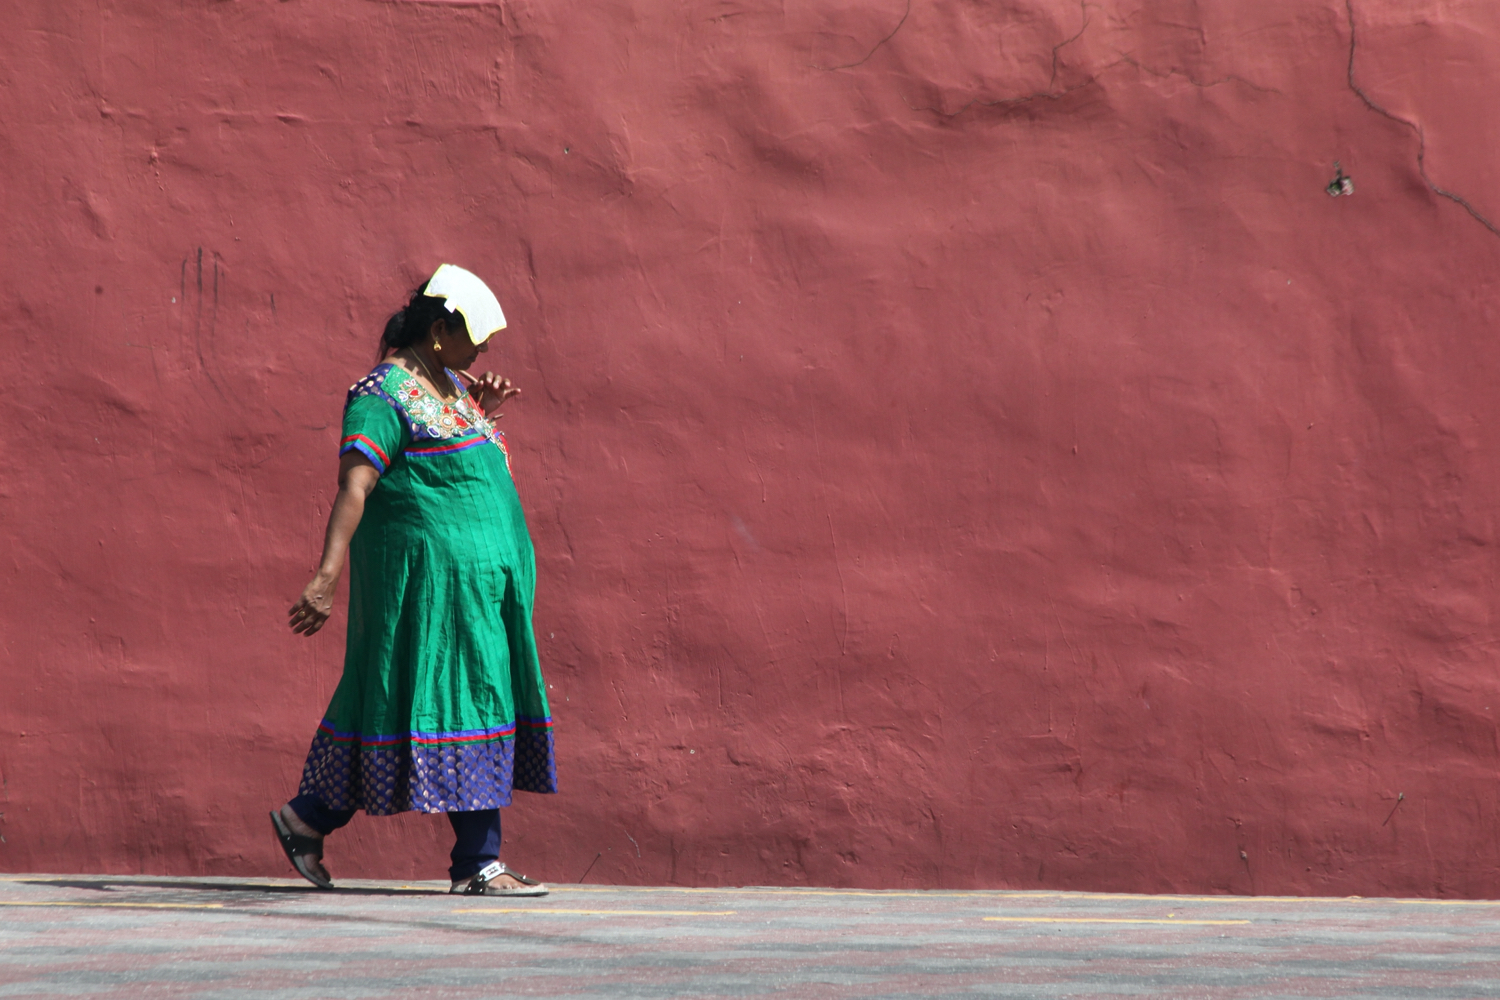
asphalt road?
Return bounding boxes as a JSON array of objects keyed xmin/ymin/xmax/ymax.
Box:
[{"xmin": 2, "ymin": 873, "xmax": 1497, "ymax": 998}]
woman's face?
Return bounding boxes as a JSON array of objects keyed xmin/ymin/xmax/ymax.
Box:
[{"xmin": 431, "ymin": 319, "xmax": 490, "ymax": 371}]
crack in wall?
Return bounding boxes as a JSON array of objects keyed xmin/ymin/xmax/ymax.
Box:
[
  {"xmin": 1112, "ymin": 53, "xmax": 1276, "ymax": 95},
  {"xmin": 901, "ymin": 69, "xmax": 1099, "ymax": 119},
  {"xmin": 902, "ymin": 54, "xmax": 1266, "ymax": 119},
  {"xmin": 899, "ymin": 0, "xmax": 1095, "ymax": 118},
  {"xmin": 1046, "ymin": 0, "xmax": 1093, "ymax": 91},
  {"xmin": 814, "ymin": 0, "xmax": 911, "ymax": 72},
  {"xmin": 1344, "ymin": 0, "xmax": 1500, "ymax": 240},
  {"xmin": 898, "ymin": 3, "xmax": 1272, "ymax": 120}
]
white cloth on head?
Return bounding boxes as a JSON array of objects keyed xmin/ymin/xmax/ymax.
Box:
[{"xmin": 425, "ymin": 264, "xmax": 507, "ymax": 344}]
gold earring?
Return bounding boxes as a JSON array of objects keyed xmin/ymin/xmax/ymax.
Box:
[{"xmin": 433, "ymin": 340, "xmax": 442, "ymax": 352}]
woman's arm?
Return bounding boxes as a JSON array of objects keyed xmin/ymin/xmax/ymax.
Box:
[{"xmin": 288, "ymin": 452, "xmax": 382, "ymax": 636}]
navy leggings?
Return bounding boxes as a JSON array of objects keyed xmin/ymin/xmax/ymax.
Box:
[{"xmin": 288, "ymin": 794, "xmax": 502, "ymax": 882}]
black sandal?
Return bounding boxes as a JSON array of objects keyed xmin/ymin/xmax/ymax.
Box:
[{"xmin": 269, "ymin": 809, "xmax": 335, "ymax": 890}]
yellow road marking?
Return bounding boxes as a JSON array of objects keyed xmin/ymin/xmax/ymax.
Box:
[
  {"xmin": 556, "ymin": 887, "xmax": 1305, "ymax": 903},
  {"xmin": 0, "ymin": 902, "xmax": 225, "ymax": 910},
  {"xmin": 456, "ymin": 908, "xmax": 736, "ymax": 916},
  {"xmin": 1, "ymin": 877, "xmax": 1495, "ymax": 908},
  {"xmin": 559, "ymin": 887, "xmax": 1500, "ymax": 905},
  {"xmin": 984, "ymin": 916, "xmax": 1249, "ymax": 925},
  {"xmin": 561, "ymin": 887, "xmax": 989, "ymax": 898}
]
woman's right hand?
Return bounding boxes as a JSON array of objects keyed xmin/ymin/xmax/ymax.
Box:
[
  {"xmin": 460, "ymin": 370, "xmax": 521, "ymax": 419},
  {"xmin": 289, "ymin": 574, "xmax": 337, "ymax": 636}
]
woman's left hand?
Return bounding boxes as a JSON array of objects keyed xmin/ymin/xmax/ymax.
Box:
[
  {"xmin": 461, "ymin": 370, "xmax": 521, "ymax": 419},
  {"xmin": 289, "ymin": 572, "xmax": 338, "ymax": 636}
]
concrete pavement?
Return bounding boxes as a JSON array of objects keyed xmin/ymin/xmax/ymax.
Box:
[{"xmin": 2, "ymin": 873, "xmax": 1498, "ymax": 998}]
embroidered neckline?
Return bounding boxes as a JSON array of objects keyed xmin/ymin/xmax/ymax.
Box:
[
  {"xmin": 349, "ymin": 363, "xmax": 501, "ymax": 443},
  {"xmin": 388, "ymin": 359, "xmax": 467, "ymax": 406}
]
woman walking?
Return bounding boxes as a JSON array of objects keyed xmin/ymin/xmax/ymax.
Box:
[{"xmin": 271, "ymin": 264, "xmax": 556, "ymax": 895}]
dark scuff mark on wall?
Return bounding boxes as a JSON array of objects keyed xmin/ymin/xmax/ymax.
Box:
[{"xmin": 182, "ymin": 247, "xmax": 227, "ymax": 400}]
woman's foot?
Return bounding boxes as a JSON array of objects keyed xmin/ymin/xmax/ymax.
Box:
[
  {"xmin": 278, "ymin": 803, "xmax": 321, "ymax": 839},
  {"xmin": 449, "ymin": 861, "xmax": 548, "ymax": 896},
  {"xmin": 269, "ymin": 803, "xmax": 334, "ymax": 889}
]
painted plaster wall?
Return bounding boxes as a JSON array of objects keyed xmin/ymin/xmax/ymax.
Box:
[{"xmin": 4, "ymin": 0, "xmax": 1500, "ymax": 896}]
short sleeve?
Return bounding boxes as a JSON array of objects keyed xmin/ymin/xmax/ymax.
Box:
[{"xmin": 339, "ymin": 393, "xmax": 407, "ymax": 475}]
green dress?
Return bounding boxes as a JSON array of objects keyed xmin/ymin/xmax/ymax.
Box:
[{"xmin": 297, "ymin": 362, "xmax": 556, "ymax": 814}]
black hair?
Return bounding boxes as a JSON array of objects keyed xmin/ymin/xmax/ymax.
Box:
[{"xmin": 379, "ymin": 281, "xmax": 469, "ymax": 360}]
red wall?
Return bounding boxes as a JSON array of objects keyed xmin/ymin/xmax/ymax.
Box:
[{"xmin": 5, "ymin": 0, "xmax": 1500, "ymax": 897}]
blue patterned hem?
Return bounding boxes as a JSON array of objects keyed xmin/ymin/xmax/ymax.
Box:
[{"xmin": 297, "ymin": 727, "xmax": 557, "ymax": 815}]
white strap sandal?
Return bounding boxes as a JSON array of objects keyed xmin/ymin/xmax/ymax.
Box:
[{"xmin": 451, "ymin": 860, "xmax": 549, "ymax": 896}]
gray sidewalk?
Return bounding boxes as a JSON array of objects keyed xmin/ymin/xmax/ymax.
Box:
[{"xmin": 2, "ymin": 873, "xmax": 1498, "ymax": 998}]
